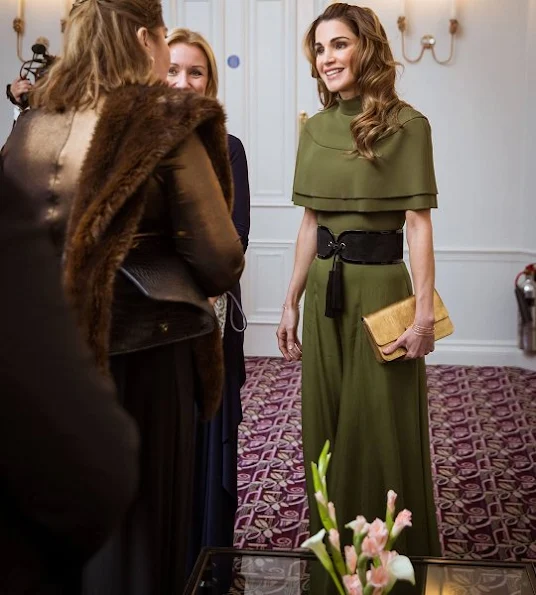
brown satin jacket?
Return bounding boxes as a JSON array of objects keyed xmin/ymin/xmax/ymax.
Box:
[{"xmin": 1, "ymin": 84, "xmax": 245, "ymax": 418}]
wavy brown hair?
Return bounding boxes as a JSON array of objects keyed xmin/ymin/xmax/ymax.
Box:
[
  {"xmin": 31, "ymin": 0, "xmax": 165, "ymax": 111},
  {"xmin": 304, "ymin": 2, "xmax": 408, "ymax": 159},
  {"xmin": 166, "ymin": 28, "xmax": 219, "ymax": 98}
]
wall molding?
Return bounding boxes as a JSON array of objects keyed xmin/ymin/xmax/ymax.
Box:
[
  {"xmin": 427, "ymin": 339, "xmax": 536, "ymax": 369},
  {"xmin": 243, "ymin": 240, "xmax": 294, "ymax": 324},
  {"xmin": 251, "ymin": 201, "xmax": 295, "ymax": 208},
  {"xmin": 432, "ymin": 247, "xmax": 536, "ymax": 263}
]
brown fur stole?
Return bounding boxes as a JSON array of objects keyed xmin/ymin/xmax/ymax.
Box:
[{"xmin": 63, "ymin": 84, "xmax": 233, "ymax": 419}]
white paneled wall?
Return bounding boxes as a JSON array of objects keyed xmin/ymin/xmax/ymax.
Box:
[
  {"xmin": 247, "ymin": 1, "xmax": 295, "ymax": 207},
  {"xmin": 522, "ymin": 0, "xmax": 536, "ymax": 251},
  {"xmin": 242, "ymin": 241, "xmax": 295, "ymax": 325},
  {"xmin": 1, "ymin": 0, "xmax": 535, "ymax": 368}
]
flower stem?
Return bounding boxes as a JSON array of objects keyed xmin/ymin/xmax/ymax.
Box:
[
  {"xmin": 326, "ymin": 568, "xmax": 345, "ymax": 595},
  {"xmin": 357, "ymin": 554, "xmax": 368, "ymax": 588},
  {"xmin": 329, "ymin": 544, "xmax": 347, "ymax": 579}
]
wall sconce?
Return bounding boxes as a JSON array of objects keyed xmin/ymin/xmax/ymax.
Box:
[
  {"xmin": 12, "ymin": 0, "xmax": 71, "ymax": 62},
  {"xmin": 397, "ymin": 1, "xmax": 460, "ymax": 65},
  {"xmin": 13, "ymin": 0, "xmax": 27, "ymax": 62}
]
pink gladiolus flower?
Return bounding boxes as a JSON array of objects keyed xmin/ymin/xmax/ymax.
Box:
[
  {"xmin": 387, "ymin": 490, "xmax": 397, "ymax": 515},
  {"xmin": 342, "ymin": 574, "xmax": 363, "ymax": 595},
  {"xmin": 345, "ymin": 515, "xmax": 369, "ymax": 536},
  {"xmin": 315, "ymin": 491, "xmax": 327, "ymax": 507},
  {"xmin": 368, "ymin": 518, "xmax": 389, "ymax": 549},
  {"xmin": 344, "ymin": 545, "xmax": 358, "ymax": 574},
  {"xmin": 367, "ymin": 566, "xmax": 390, "ymax": 589},
  {"xmin": 361, "ymin": 535, "xmax": 384, "ymax": 558},
  {"xmin": 328, "ymin": 528, "xmax": 340, "ymax": 551},
  {"xmin": 379, "ymin": 550, "xmax": 399, "ymax": 568},
  {"xmin": 392, "ymin": 509, "xmax": 412, "ymax": 538},
  {"xmin": 328, "ymin": 501, "xmax": 337, "ymax": 525}
]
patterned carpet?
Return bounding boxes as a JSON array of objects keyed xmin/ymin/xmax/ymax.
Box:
[{"xmin": 234, "ymin": 358, "xmax": 536, "ymax": 562}]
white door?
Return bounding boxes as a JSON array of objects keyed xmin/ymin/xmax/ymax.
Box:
[{"xmin": 164, "ymin": 0, "xmax": 329, "ymax": 357}]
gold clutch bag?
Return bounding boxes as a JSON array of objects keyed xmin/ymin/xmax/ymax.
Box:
[{"xmin": 362, "ymin": 289, "xmax": 454, "ymax": 363}]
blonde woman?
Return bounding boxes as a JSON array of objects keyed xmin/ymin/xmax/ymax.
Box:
[
  {"xmin": 1, "ymin": 1, "xmax": 244, "ymax": 593},
  {"xmin": 277, "ymin": 1, "xmax": 441, "ymax": 573},
  {"xmin": 166, "ymin": 28, "xmax": 250, "ymax": 567}
]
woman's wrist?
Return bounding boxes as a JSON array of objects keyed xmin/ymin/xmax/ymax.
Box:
[
  {"xmin": 283, "ymin": 302, "xmax": 300, "ymax": 310},
  {"xmin": 414, "ymin": 305, "xmax": 434, "ymax": 328},
  {"xmin": 414, "ymin": 316, "xmax": 434, "ymax": 328},
  {"xmin": 283, "ymin": 291, "xmax": 302, "ymax": 309},
  {"xmin": 412, "ymin": 300, "xmax": 435, "ymax": 335}
]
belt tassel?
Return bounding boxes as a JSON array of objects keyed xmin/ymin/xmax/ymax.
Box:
[{"xmin": 325, "ymin": 255, "xmax": 343, "ymax": 318}]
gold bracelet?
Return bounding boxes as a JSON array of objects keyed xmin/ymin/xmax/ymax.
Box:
[
  {"xmin": 282, "ymin": 303, "xmax": 300, "ymax": 310},
  {"xmin": 412, "ymin": 324, "xmax": 435, "ymax": 337}
]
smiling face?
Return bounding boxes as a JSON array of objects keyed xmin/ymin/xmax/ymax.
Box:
[
  {"xmin": 314, "ymin": 19, "xmax": 359, "ymax": 99},
  {"xmin": 167, "ymin": 42, "xmax": 209, "ymax": 95}
]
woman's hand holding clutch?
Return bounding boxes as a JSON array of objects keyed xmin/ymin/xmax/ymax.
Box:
[{"xmin": 382, "ymin": 325, "xmax": 435, "ymax": 360}]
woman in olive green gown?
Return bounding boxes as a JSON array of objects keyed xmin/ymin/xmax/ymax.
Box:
[{"xmin": 276, "ymin": 1, "xmax": 442, "ymax": 569}]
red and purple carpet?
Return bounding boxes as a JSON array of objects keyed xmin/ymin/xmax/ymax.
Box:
[{"xmin": 234, "ymin": 358, "xmax": 536, "ymax": 561}]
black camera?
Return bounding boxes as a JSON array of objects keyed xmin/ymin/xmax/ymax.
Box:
[
  {"xmin": 6, "ymin": 40, "xmax": 56, "ymax": 109},
  {"xmin": 20, "ymin": 41, "xmax": 56, "ymax": 82}
]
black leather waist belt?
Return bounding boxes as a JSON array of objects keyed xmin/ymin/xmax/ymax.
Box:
[
  {"xmin": 316, "ymin": 226, "xmax": 404, "ymax": 318},
  {"xmin": 317, "ymin": 226, "xmax": 403, "ymax": 264}
]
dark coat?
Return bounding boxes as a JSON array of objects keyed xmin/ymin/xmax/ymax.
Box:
[
  {"xmin": 2, "ymin": 84, "xmax": 245, "ymax": 419},
  {"xmin": 0, "ymin": 173, "xmax": 139, "ymax": 594}
]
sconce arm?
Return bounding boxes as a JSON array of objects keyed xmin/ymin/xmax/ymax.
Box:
[{"xmin": 397, "ymin": 16, "xmax": 459, "ymax": 66}]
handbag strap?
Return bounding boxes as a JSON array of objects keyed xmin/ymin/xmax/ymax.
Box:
[{"xmin": 226, "ymin": 290, "xmax": 248, "ymax": 333}]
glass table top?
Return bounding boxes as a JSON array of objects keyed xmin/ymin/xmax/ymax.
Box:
[{"xmin": 185, "ymin": 548, "xmax": 536, "ymax": 595}]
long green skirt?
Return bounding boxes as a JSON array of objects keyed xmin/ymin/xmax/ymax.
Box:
[{"xmin": 301, "ymin": 212, "xmax": 441, "ymax": 565}]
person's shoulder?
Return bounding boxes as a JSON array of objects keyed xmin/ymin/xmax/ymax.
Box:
[
  {"xmin": 397, "ymin": 105, "xmax": 431, "ymax": 129},
  {"xmin": 227, "ymin": 134, "xmax": 248, "ymax": 167},
  {"xmin": 300, "ymin": 106, "xmax": 338, "ymax": 144},
  {"xmin": 306, "ymin": 105, "xmax": 337, "ymax": 127},
  {"xmin": 228, "ymin": 134, "xmax": 245, "ymax": 154}
]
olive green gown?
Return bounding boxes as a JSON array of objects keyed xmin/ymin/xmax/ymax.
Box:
[{"xmin": 293, "ymin": 97, "xmax": 442, "ymax": 576}]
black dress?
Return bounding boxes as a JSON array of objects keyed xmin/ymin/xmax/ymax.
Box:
[
  {"xmin": 82, "ymin": 342, "xmax": 198, "ymax": 595},
  {"xmin": 188, "ymin": 135, "xmax": 250, "ymax": 567},
  {"xmin": 0, "ymin": 174, "xmax": 138, "ymax": 595}
]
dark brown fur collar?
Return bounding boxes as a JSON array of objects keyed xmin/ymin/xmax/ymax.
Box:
[{"xmin": 63, "ymin": 84, "xmax": 232, "ymax": 417}]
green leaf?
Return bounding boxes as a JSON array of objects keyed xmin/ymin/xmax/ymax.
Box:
[
  {"xmin": 318, "ymin": 440, "xmax": 331, "ymax": 477},
  {"xmin": 311, "ymin": 462, "xmax": 323, "ymax": 494}
]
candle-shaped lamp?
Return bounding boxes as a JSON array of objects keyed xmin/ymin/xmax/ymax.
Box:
[{"xmin": 450, "ymin": 0, "xmax": 457, "ymax": 20}]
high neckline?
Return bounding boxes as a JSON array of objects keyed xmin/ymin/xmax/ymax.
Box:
[{"xmin": 337, "ymin": 96, "xmax": 363, "ymax": 116}]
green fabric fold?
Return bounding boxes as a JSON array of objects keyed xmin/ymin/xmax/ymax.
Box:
[{"xmin": 292, "ymin": 103, "xmax": 438, "ymax": 212}]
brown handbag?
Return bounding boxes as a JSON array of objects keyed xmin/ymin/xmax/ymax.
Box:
[{"xmin": 362, "ymin": 289, "xmax": 454, "ymax": 363}]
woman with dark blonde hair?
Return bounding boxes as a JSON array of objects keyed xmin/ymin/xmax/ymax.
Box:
[
  {"xmin": 277, "ymin": 0, "xmax": 441, "ymax": 565},
  {"xmin": 166, "ymin": 27, "xmax": 250, "ymax": 567},
  {"xmin": 1, "ymin": 1, "xmax": 244, "ymax": 593}
]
